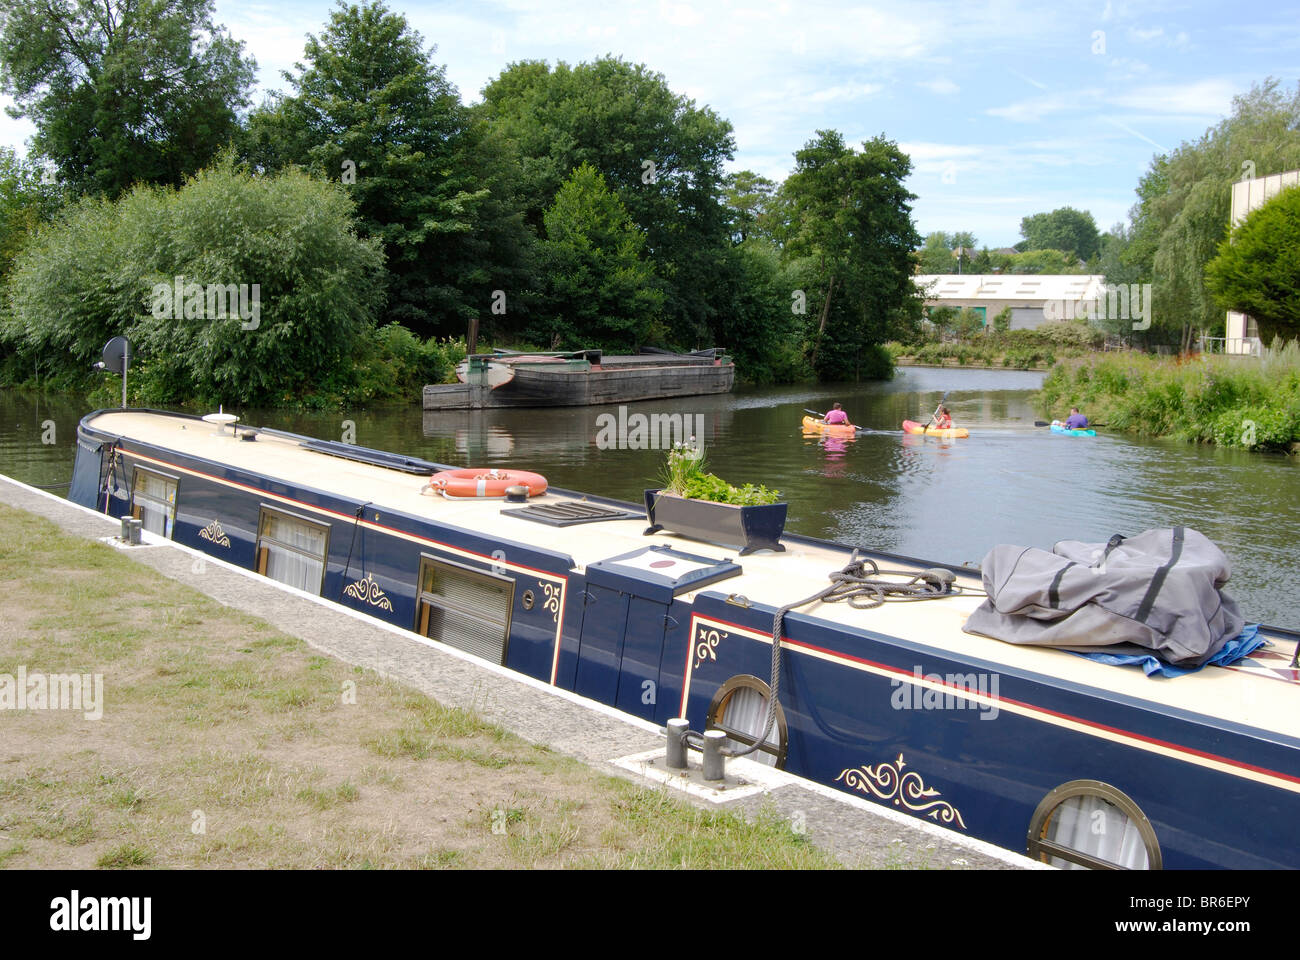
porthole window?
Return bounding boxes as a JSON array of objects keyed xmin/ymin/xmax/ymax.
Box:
[
  {"xmin": 131, "ymin": 466, "xmax": 178, "ymax": 538},
  {"xmin": 707, "ymin": 675, "xmax": 787, "ymax": 768},
  {"xmin": 1027, "ymin": 780, "xmax": 1161, "ymax": 870}
]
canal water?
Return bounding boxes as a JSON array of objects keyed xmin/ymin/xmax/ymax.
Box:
[{"xmin": 3, "ymin": 366, "xmax": 1296, "ymax": 626}]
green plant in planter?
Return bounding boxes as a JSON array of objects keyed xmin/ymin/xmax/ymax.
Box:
[{"xmin": 657, "ymin": 442, "xmax": 780, "ymax": 506}]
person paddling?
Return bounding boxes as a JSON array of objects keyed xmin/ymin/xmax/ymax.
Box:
[
  {"xmin": 1064, "ymin": 407, "xmax": 1088, "ymax": 429},
  {"xmin": 823, "ymin": 402, "xmax": 851, "ymax": 426},
  {"xmin": 933, "ymin": 405, "xmax": 953, "ymax": 430}
]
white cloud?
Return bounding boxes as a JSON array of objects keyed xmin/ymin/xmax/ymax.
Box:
[
  {"xmin": 807, "ymin": 83, "xmax": 885, "ymax": 103},
  {"xmin": 659, "ymin": 2, "xmax": 702, "ymax": 28},
  {"xmin": 1008, "ymin": 69, "xmax": 1048, "ymax": 91},
  {"xmin": 1108, "ymin": 78, "xmax": 1236, "ymax": 118},
  {"xmin": 918, "ymin": 77, "xmax": 960, "ymax": 95},
  {"xmin": 899, "ymin": 141, "xmax": 984, "ymax": 162},
  {"xmin": 986, "ymin": 91, "xmax": 1102, "ymax": 124},
  {"xmin": 1127, "ymin": 25, "xmax": 1192, "ymax": 49}
]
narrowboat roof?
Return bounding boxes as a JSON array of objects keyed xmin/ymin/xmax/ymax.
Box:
[{"xmin": 82, "ymin": 409, "xmax": 1300, "ymax": 742}]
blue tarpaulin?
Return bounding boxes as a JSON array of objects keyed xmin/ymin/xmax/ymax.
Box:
[{"xmin": 1072, "ymin": 624, "xmax": 1264, "ymax": 678}]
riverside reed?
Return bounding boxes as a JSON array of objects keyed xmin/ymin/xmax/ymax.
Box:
[
  {"xmin": 1037, "ymin": 341, "xmax": 1300, "ymax": 452},
  {"xmin": 0, "ymin": 504, "xmax": 842, "ymax": 869}
]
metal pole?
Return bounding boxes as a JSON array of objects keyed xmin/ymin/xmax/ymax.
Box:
[
  {"xmin": 702, "ymin": 729, "xmax": 726, "ymax": 781},
  {"xmin": 122, "ymin": 342, "xmax": 128, "ymax": 409},
  {"xmin": 665, "ymin": 718, "xmax": 689, "ymax": 769}
]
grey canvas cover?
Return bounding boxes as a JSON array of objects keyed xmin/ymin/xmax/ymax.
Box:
[{"xmin": 962, "ymin": 527, "xmax": 1244, "ymax": 666}]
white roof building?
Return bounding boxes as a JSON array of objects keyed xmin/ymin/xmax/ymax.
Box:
[{"xmin": 914, "ymin": 274, "xmax": 1107, "ymax": 330}]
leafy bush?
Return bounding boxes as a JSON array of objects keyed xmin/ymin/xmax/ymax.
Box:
[{"xmin": 1, "ymin": 156, "xmax": 386, "ymax": 406}]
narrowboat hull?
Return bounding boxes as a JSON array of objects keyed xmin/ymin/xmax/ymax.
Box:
[{"xmin": 69, "ymin": 409, "xmax": 1300, "ymax": 868}]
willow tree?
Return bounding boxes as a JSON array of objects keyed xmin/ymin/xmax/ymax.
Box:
[
  {"xmin": 1120, "ymin": 79, "xmax": 1300, "ymax": 347},
  {"xmin": 2, "ymin": 159, "xmax": 386, "ymax": 403}
]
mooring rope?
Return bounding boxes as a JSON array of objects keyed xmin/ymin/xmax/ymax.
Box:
[
  {"xmin": 336, "ymin": 501, "xmax": 373, "ymax": 600},
  {"xmin": 680, "ymin": 552, "xmax": 980, "ymax": 760}
]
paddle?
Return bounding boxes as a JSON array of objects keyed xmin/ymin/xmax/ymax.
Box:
[{"xmin": 1036, "ymin": 420, "xmax": 1105, "ymax": 428}]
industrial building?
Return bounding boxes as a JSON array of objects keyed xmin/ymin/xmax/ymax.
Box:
[{"xmin": 914, "ymin": 274, "xmax": 1107, "ymax": 330}]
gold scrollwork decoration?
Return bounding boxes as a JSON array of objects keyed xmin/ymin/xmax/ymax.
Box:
[
  {"xmin": 834, "ymin": 753, "xmax": 966, "ymax": 829},
  {"xmin": 343, "ymin": 573, "xmax": 393, "ymax": 612},
  {"xmin": 197, "ymin": 519, "xmax": 231, "ymax": 548},
  {"xmin": 540, "ymin": 582, "xmax": 560, "ymax": 622},
  {"xmin": 694, "ymin": 627, "xmax": 728, "ymax": 668}
]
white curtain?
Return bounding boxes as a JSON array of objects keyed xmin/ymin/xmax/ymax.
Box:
[
  {"xmin": 134, "ymin": 472, "xmax": 176, "ymax": 537},
  {"xmin": 720, "ymin": 686, "xmax": 779, "ymax": 766},
  {"xmin": 261, "ymin": 514, "xmax": 326, "ymax": 593},
  {"xmin": 1044, "ymin": 794, "xmax": 1149, "ymax": 869}
]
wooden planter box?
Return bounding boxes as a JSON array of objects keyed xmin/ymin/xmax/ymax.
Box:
[{"xmin": 643, "ymin": 489, "xmax": 787, "ymax": 555}]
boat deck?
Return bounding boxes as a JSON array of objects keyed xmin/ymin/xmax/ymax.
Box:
[{"xmin": 86, "ymin": 410, "xmax": 1299, "ymax": 741}]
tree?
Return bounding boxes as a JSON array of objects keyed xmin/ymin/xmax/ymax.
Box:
[
  {"xmin": 1002, "ymin": 249, "xmax": 1083, "ymax": 274},
  {"xmin": 950, "ymin": 230, "xmax": 978, "ymax": 272},
  {"xmin": 1019, "ymin": 207, "xmax": 1100, "ymax": 260},
  {"xmin": 529, "ymin": 164, "xmax": 663, "ymax": 352},
  {"xmin": 709, "ymin": 238, "xmax": 804, "ymax": 383},
  {"xmin": 479, "ymin": 57, "xmax": 736, "ymax": 346},
  {"xmin": 915, "ymin": 230, "xmax": 979, "ymax": 273},
  {"xmin": 0, "ymin": 148, "xmax": 63, "ymax": 278},
  {"xmin": 1, "ymin": 158, "xmax": 386, "ymax": 403},
  {"xmin": 1121, "ymin": 79, "xmax": 1300, "ymax": 347},
  {"xmin": 916, "ymin": 232, "xmax": 954, "ymax": 273},
  {"xmin": 242, "ymin": 1, "xmax": 531, "ymax": 337},
  {"xmin": 1206, "ymin": 185, "xmax": 1300, "ymax": 342},
  {"xmin": 778, "ymin": 130, "xmax": 922, "ymax": 378},
  {"xmin": 0, "ymin": 0, "xmax": 255, "ymax": 196},
  {"xmin": 723, "ymin": 170, "xmax": 777, "ymax": 242}
]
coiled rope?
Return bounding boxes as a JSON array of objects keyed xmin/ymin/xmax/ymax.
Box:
[{"xmin": 680, "ymin": 552, "xmax": 979, "ymax": 760}]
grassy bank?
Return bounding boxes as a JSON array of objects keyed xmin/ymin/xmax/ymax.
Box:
[
  {"xmin": 0, "ymin": 504, "xmax": 841, "ymax": 869},
  {"xmin": 1037, "ymin": 342, "xmax": 1300, "ymax": 452}
]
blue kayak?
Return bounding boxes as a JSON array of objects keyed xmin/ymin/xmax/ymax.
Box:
[{"xmin": 1051, "ymin": 420, "xmax": 1096, "ymax": 437}]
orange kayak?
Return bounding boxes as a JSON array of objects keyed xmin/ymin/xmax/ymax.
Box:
[
  {"xmin": 802, "ymin": 415, "xmax": 857, "ymax": 437},
  {"xmin": 902, "ymin": 419, "xmax": 969, "ymax": 439}
]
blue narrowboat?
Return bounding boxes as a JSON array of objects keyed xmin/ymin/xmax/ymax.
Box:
[{"xmin": 69, "ymin": 408, "xmax": 1300, "ymax": 869}]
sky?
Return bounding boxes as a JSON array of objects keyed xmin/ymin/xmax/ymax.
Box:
[{"xmin": 2, "ymin": 0, "xmax": 1298, "ymax": 248}]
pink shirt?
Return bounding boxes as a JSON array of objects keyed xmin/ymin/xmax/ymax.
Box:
[{"xmin": 824, "ymin": 409, "xmax": 849, "ymax": 424}]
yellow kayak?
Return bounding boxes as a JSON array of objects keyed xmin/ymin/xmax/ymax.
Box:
[
  {"xmin": 902, "ymin": 419, "xmax": 969, "ymax": 439},
  {"xmin": 802, "ymin": 415, "xmax": 857, "ymax": 437}
]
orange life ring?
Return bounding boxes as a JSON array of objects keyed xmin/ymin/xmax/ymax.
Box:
[{"xmin": 424, "ymin": 468, "xmax": 548, "ymax": 499}]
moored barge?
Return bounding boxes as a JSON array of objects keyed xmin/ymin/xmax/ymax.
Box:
[
  {"xmin": 69, "ymin": 408, "xmax": 1300, "ymax": 868},
  {"xmin": 423, "ymin": 348, "xmax": 735, "ymax": 410}
]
